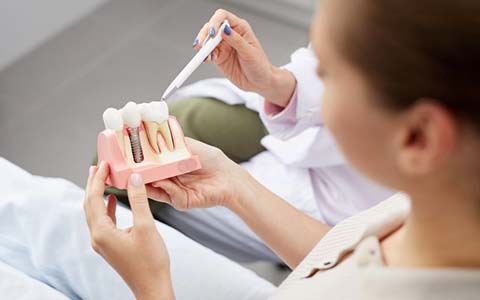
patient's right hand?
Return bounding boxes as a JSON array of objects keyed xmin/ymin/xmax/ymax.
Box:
[
  {"xmin": 84, "ymin": 162, "xmax": 174, "ymax": 300},
  {"xmin": 147, "ymin": 138, "xmax": 249, "ymax": 210},
  {"xmin": 194, "ymin": 9, "xmax": 296, "ymax": 107}
]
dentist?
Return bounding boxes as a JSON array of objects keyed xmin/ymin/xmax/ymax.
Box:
[{"xmin": 151, "ymin": 9, "xmax": 393, "ymax": 262}]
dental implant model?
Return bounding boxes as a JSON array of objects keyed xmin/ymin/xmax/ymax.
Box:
[{"xmin": 97, "ymin": 101, "xmax": 201, "ymax": 189}]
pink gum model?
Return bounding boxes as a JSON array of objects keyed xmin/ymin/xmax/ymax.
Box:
[{"xmin": 97, "ymin": 116, "xmax": 201, "ymax": 189}]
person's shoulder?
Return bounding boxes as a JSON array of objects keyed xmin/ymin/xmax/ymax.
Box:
[
  {"xmin": 354, "ymin": 193, "xmax": 411, "ymax": 229},
  {"xmin": 277, "ymin": 193, "xmax": 411, "ymax": 289}
]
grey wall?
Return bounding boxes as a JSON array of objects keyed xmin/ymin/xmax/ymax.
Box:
[
  {"xmin": 217, "ymin": 0, "xmax": 316, "ymax": 28},
  {"xmin": 0, "ymin": 0, "xmax": 108, "ymax": 71}
]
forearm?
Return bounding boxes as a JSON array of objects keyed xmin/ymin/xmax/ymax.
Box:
[
  {"xmin": 226, "ymin": 169, "xmax": 330, "ymax": 268},
  {"xmin": 258, "ymin": 66, "xmax": 297, "ymax": 108}
]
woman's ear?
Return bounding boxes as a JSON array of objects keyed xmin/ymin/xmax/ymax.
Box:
[{"xmin": 395, "ymin": 99, "xmax": 457, "ymax": 176}]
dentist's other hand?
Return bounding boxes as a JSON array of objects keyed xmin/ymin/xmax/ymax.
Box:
[
  {"xmin": 147, "ymin": 138, "xmax": 249, "ymax": 210},
  {"xmin": 194, "ymin": 9, "xmax": 296, "ymax": 107},
  {"xmin": 84, "ymin": 162, "xmax": 174, "ymax": 300}
]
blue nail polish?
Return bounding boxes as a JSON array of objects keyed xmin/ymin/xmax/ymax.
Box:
[
  {"xmin": 193, "ymin": 38, "xmax": 199, "ymax": 47},
  {"xmin": 224, "ymin": 24, "xmax": 232, "ymax": 36},
  {"xmin": 209, "ymin": 27, "xmax": 215, "ymax": 37}
]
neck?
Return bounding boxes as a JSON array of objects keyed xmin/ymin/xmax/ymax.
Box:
[{"xmin": 383, "ymin": 183, "xmax": 480, "ymax": 269}]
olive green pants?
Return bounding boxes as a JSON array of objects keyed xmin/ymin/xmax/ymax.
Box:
[
  {"xmin": 99, "ymin": 98, "xmax": 268, "ymax": 213},
  {"xmin": 170, "ymin": 98, "xmax": 268, "ymax": 163}
]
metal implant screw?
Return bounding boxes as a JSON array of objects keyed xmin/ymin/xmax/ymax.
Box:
[{"xmin": 127, "ymin": 127, "xmax": 144, "ymax": 163}]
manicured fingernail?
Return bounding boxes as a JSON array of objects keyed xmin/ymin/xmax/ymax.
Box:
[
  {"xmin": 192, "ymin": 38, "xmax": 199, "ymax": 47},
  {"xmin": 209, "ymin": 27, "xmax": 215, "ymax": 37},
  {"xmin": 130, "ymin": 173, "xmax": 143, "ymax": 187},
  {"xmin": 224, "ymin": 24, "xmax": 231, "ymax": 36},
  {"xmin": 89, "ymin": 166, "xmax": 96, "ymax": 176}
]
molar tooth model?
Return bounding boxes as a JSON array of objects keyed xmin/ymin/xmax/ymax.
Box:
[{"xmin": 97, "ymin": 101, "xmax": 201, "ymax": 189}]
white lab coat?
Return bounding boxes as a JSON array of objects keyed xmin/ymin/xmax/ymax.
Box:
[{"xmin": 164, "ymin": 46, "xmax": 394, "ymax": 262}]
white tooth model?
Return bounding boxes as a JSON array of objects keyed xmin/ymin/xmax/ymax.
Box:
[
  {"xmin": 103, "ymin": 108, "xmax": 125, "ymax": 155},
  {"xmin": 140, "ymin": 101, "xmax": 174, "ymax": 152},
  {"xmin": 122, "ymin": 101, "xmax": 142, "ymax": 128},
  {"xmin": 97, "ymin": 100, "xmax": 201, "ymax": 189},
  {"xmin": 103, "ymin": 107, "xmax": 124, "ymax": 130}
]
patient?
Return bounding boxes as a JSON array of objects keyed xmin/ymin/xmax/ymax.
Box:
[
  {"xmin": 0, "ymin": 157, "xmax": 275, "ymax": 300},
  {"xmin": 85, "ymin": 0, "xmax": 480, "ymax": 299}
]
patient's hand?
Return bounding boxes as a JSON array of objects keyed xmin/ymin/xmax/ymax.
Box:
[
  {"xmin": 147, "ymin": 138, "xmax": 249, "ymax": 210},
  {"xmin": 84, "ymin": 162, "xmax": 174, "ymax": 300}
]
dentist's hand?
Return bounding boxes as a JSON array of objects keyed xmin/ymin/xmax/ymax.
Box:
[
  {"xmin": 194, "ymin": 9, "xmax": 296, "ymax": 107},
  {"xmin": 147, "ymin": 138, "xmax": 249, "ymax": 210},
  {"xmin": 84, "ymin": 162, "xmax": 174, "ymax": 300}
]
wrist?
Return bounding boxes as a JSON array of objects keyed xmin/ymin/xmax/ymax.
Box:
[
  {"xmin": 223, "ymin": 166, "xmax": 261, "ymax": 213},
  {"xmin": 134, "ymin": 273, "xmax": 174, "ymax": 300},
  {"xmin": 260, "ymin": 66, "xmax": 296, "ymax": 108}
]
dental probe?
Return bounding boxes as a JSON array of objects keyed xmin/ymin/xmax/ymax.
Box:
[{"xmin": 161, "ymin": 20, "xmax": 230, "ymax": 101}]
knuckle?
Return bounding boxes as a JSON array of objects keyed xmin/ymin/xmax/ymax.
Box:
[
  {"xmin": 240, "ymin": 18, "xmax": 250, "ymax": 29},
  {"xmin": 89, "ymin": 187, "xmax": 99, "ymax": 197},
  {"xmin": 212, "ymin": 146, "xmax": 225, "ymax": 158},
  {"xmin": 131, "ymin": 195, "xmax": 148, "ymax": 207},
  {"xmin": 174, "ymin": 200, "xmax": 188, "ymax": 211},
  {"xmin": 91, "ymin": 230, "xmax": 106, "ymax": 248},
  {"xmin": 215, "ymin": 8, "xmax": 226, "ymax": 16},
  {"xmin": 135, "ymin": 222, "xmax": 152, "ymax": 234},
  {"xmin": 91, "ymin": 241, "xmax": 100, "ymax": 253}
]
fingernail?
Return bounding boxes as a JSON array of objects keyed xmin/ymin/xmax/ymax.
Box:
[
  {"xmin": 192, "ymin": 38, "xmax": 199, "ymax": 47},
  {"xmin": 89, "ymin": 166, "xmax": 96, "ymax": 176},
  {"xmin": 99, "ymin": 161, "xmax": 106, "ymax": 170},
  {"xmin": 209, "ymin": 27, "xmax": 215, "ymax": 37},
  {"xmin": 130, "ymin": 173, "xmax": 143, "ymax": 187},
  {"xmin": 224, "ymin": 24, "xmax": 231, "ymax": 36}
]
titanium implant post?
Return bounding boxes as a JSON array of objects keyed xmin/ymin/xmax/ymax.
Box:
[{"xmin": 127, "ymin": 127, "xmax": 144, "ymax": 163}]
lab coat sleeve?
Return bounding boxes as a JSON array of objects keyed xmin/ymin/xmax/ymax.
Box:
[
  {"xmin": 259, "ymin": 46, "xmax": 347, "ymax": 167},
  {"xmin": 259, "ymin": 46, "xmax": 325, "ymax": 140},
  {"xmin": 168, "ymin": 45, "xmax": 347, "ymax": 167}
]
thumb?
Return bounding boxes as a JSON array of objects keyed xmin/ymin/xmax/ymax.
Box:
[
  {"xmin": 222, "ymin": 24, "xmax": 251, "ymax": 56},
  {"xmin": 127, "ymin": 173, "xmax": 154, "ymax": 228}
]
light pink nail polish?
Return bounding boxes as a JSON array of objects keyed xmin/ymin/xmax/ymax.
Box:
[{"xmin": 130, "ymin": 173, "xmax": 143, "ymax": 187}]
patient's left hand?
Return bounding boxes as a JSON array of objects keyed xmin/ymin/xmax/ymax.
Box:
[{"xmin": 84, "ymin": 161, "xmax": 174, "ymax": 300}]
